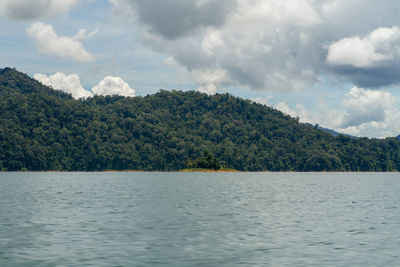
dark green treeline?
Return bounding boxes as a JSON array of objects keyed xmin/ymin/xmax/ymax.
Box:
[{"xmin": 1, "ymin": 67, "xmax": 399, "ymax": 171}]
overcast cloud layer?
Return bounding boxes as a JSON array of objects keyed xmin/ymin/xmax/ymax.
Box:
[
  {"xmin": 109, "ymin": 0, "xmax": 400, "ymax": 93},
  {"xmin": 113, "ymin": 0, "xmax": 236, "ymax": 39},
  {"xmin": 0, "ymin": 0, "xmax": 77, "ymax": 20}
]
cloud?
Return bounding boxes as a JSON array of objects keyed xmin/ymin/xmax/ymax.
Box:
[
  {"xmin": 201, "ymin": 31, "xmax": 224, "ymax": 56},
  {"xmin": 341, "ymin": 86, "xmax": 394, "ymax": 127},
  {"xmin": 327, "ymin": 27, "xmax": 400, "ymax": 68},
  {"xmin": 339, "ymin": 117, "xmax": 400, "ymax": 138},
  {"xmin": 74, "ymin": 28, "xmax": 99, "ymax": 41},
  {"xmin": 274, "ymin": 86, "xmax": 400, "ymax": 138},
  {"xmin": 194, "ymin": 69, "xmax": 227, "ymax": 95},
  {"xmin": 34, "ymin": 72, "xmax": 93, "ymax": 99},
  {"xmin": 26, "ymin": 22, "xmax": 95, "ymax": 62},
  {"xmin": 110, "ymin": 0, "xmax": 236, "ymax": 39},
  {"xmin": 110, "ymin": 0, "xmax": 322, "ymax": 93},
  {"xmin": 275, "ymin": 102, "xmax": 318, "ymax": 124},
  {"xmin": 251, "ymin": 95, "xmax": 273, "ymax": 106},
  {"xmin": 232, "ymin": 0, "xmax": 320, "ymax": 28},
  {"xmin": 338, "ymin": 104, "xmax": 400, "ymax": 138},
  {"xmin": 327, "ymin": 37, "xmax": 387, "ymax": 68},
  {"xmin": 92, "ymin": 76, "xmax": 135, "ymax": 97},
  {"xmin": 142, "ymin": 0, "xmax": 322, "ymax": 93},
  {"xmin": 326, "ymin": 26, "xmax": 400, "ymax": 88},
  {"xmin": 110, "ymin": 0, "xmax": 400, "ymax": 92},
  {"xmin": 35, "ymin": 73, "xmax": 136, "ymax": 99},
  {"xmin": 0, "ymin": 0, "xmax": 77, "ymax": 20}
]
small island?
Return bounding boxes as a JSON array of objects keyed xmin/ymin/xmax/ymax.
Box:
[{"xmin": 181, "ymin": 151, "xmax": 237, "ymax": 172}]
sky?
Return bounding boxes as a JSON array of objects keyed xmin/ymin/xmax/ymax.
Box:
[{"xmin": 2, "ymin": 0, "xmax": 400, "ymax": 138}]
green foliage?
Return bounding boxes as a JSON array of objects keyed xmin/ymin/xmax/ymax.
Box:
[
  {"xmin": 1, "ymin": 67, "xmax": 400, "ymax": 172},
  {"xmin": 187, "ymin": 150, "xmax": 222, "ymax": 170}
]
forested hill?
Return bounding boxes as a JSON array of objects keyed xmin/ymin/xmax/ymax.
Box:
[{"xmin": 1, "ymin": 67, "xmax": 400, "ymax": 171}]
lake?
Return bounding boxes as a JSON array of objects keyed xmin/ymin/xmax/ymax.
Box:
[{"xmin": 0, "ymin": 172, "xmax": 399, "ymax": 266}]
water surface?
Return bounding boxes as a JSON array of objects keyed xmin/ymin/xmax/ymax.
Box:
[{"xmin": 1, "ymin": 172, "xmax": 399, "ymax": 266}]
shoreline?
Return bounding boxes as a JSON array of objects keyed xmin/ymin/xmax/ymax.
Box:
[{"xmin": 1, "ymin": 170, "xmax": 398, "ymax": 173}]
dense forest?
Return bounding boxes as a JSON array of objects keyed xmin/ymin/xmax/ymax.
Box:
[{"xmin": 1, "ymin": 67, "xmax": 400, "ymax": 171}]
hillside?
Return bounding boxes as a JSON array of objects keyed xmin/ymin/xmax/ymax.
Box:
[{"xmin": 1, "ymin": 67, "xmax": 400, "ymax": 171}]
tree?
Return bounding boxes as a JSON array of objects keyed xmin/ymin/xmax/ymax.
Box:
[{"xmin": 187, "ymin": 150, "xmax": 222, "ymax": 170}]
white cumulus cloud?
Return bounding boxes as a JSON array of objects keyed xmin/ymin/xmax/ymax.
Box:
[
  {"xmin": 327, "ymin": 27, "xmax": 400, "ymax": 68},
  {"xmin": 34, "ymin": 72, "xmax": 93, "ymax": 99},
  {"xmin": 26, "ymin": 22, "xmax": 95, "ymax": 62},
  {"xmin": 0, "ymin": 0, "xmax": 77, "ymax": 20},
  {"xmin": 35, "ymin": 73, "xmax": 136, "ymax": 99},
  {"xmin": 341, "ymin": 86, "xmax": 394, "ymax": 127},
  {"xmin": 194, "ymin": 69, "xmax": 227, "ymax": 95},
  {"xmin": 274, "ymin": 86, "xmax": 400, "ymax": 138},
  {"xmin": 92, "ymin": 76, "xmax": 135, "ymax": 97}
]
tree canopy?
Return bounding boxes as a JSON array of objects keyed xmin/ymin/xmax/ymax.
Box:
[
  {"xmin": 1, "ymin": 67, "xmax": 400, "ymax": 172},
  {"xmin": 186, "ymin": 150, "xmax": 222, "ymax": 170}
]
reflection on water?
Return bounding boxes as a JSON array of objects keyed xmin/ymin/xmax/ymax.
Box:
[{"xmin": 1, "ymin": 172, "xmax": 400, "ymax": 266}]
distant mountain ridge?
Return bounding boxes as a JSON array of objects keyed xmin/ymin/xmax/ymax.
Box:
[
  {"xmin": 304, "ymin": 123, "xmax": 352, "ymax": 138},
  {"xmin": 1, "ymin": 67, "xmax": 399, "ymax": 171}
]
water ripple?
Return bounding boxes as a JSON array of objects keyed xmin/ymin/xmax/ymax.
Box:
[{"xmin": 0, "ymin": 172, "xmax": 400, "ymax": 266}]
